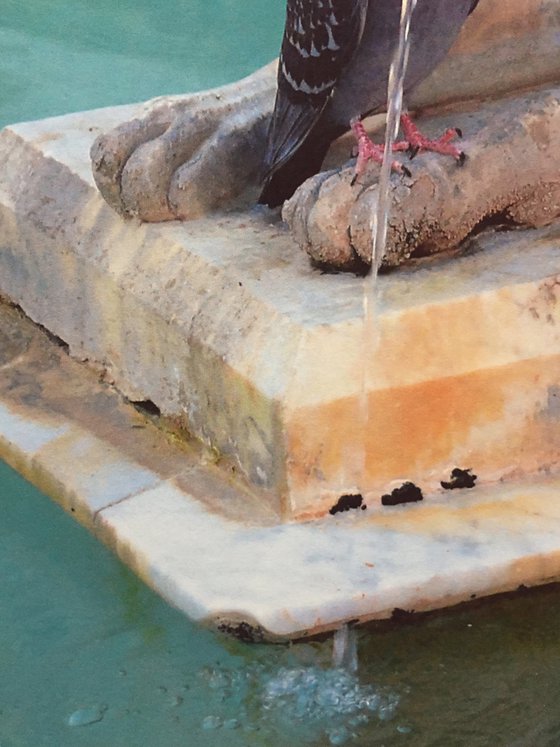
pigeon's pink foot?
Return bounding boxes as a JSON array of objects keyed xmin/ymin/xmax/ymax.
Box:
[
  {"xmin": 350, "ymin": 119, "xmax": 411, "ymax": 185},
  {"xmin": 400, "ymin": 113, "xmax": 466, "ymax": 164}
]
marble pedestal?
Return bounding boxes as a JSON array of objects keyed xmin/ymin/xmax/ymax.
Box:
[
  {"xmin": 1, "ymin": 107, "xmax": 560, "ymax": 639},
  {"xmin": 2, "ymin": 106, "xmax": 560, "ymax": 520}
]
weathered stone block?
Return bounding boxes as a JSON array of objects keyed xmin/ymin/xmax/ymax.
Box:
[{"xmin": 1, "ymin": 108, "xmax": 560, "ymax": 520}]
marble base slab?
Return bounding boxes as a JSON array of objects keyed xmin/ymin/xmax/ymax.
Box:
[
  {"xmin": 3, "ymin": 299, "xmax": 560, "ymax": 641},
  {"xmin": 2, "ymin": 107, "xmax": 560, "ymax": 519}
]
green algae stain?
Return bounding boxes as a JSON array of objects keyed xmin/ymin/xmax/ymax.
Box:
[{"xmin": 117, "ymin": 567, "xmax": 166, "ymax": 647}]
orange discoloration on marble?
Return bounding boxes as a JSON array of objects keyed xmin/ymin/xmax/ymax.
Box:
[
  {"xmin": 286, "ymin": 355, "xmax": 560, "ymax": 516},
  {"xmin": 370, "ymin": 299, "xmax": 490, "ymax": 388},
  {"xmin": 503, "ymin": 550, "xmax": 560, "ymax": 590},
  {"xmin": 359, "ymin": 490, "xmax": 554, "ymax": 535},
  {"xmin": 352, "ymin": 278, "xmax": 560, "ymax": 393},
  {"xmin": 363, "ymin": 371, "xmax": 503, "ymax": 479}
]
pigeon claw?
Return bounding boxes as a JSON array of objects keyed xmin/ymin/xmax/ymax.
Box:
[
  {"xmin": 407, "ymin": 144, "xmax": 420, "ymax": 160},
  {"xmin": 400, "ymin": 114, "xmax": 466, "ymax": 164},
  {"xmin": 350, "ymin": 119, "xmax": 409, "ymax": 184}
]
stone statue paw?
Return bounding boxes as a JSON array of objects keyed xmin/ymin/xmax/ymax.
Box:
[
  {"xmin": 90, "ymin": 63, "xmax": 276, "ymax": 221},
  {"xmin": 284, "ymin": 88, "xmax": 560, "ymax": 270}
]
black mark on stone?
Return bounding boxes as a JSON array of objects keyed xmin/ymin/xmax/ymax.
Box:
[
  {"xmin": 217, "ymin": 621, "xmax": 265, "ymax": 643},
  {"xmin": 392, "ymin": 607, "xmax": 415, "ymax": 621},
  {"xmin": 329, "ymin": 493, "xmax": 365, "ymax": 515},
  {"xmin": 132, "ymin": 399, "xmax": 161, "ymax": 418},
  {"xmin": 381, "ymin": 482, "xmax": 423, "ymax": 506},
  {"xmin": 441, "ymin": 467, "xmax": 477, "ymax": 490},
  {"xmin": 43, "ymin": 326, "xmax": 70, "ymax": 353}
]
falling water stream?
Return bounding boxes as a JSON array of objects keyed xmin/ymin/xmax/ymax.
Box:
[
  {"xmin": 370, "ymin": 0, "xmax": 418, "ymax": 273},
  {"xmin": 358, "ymin": 0, "xmax": 418, "ymax": 501},
  {"xmin": 347, "ymin": 0, "xmax": 418, "ymax": 666},
  {"xmin": 332, "ymin": 624, "xmax": 359, "ymax": 673}
]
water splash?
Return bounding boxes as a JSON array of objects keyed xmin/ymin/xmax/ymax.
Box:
[
  {"xmin": 261, "ymin": 665, "xmax": 399, "ymax": 744},
  {"xmin": 360, "ymin": 0, "xmax": 418, "ymax": 497},
  {"xmin": 196, "ymin": 656, "xmax": 399, "ymax": 745}
]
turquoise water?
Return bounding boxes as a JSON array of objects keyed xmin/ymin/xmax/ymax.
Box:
[
  {"xmin": 3, "ymin": 1, "xmax": 560, "ymax": 745},
  {"xmin": 0, "ymin": 0, "xmax": 283, "ymax": 128},
  {"xmin": 4, "ymin": 460, "xmax": 560, "ymax": 746}
]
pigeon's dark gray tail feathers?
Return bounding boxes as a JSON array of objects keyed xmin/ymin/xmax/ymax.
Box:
[{"xmin": 258, "ymin": 125, "xmax": 336, "ymax": 208}]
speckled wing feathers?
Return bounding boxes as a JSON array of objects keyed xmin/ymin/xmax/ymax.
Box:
[
  {"xmin": 263, "ymin": 0, "xmax": 368, "ymax": 180},
  {"xmin": 280, "ymin": 0, "xmax": 367, "ymax": 100}
]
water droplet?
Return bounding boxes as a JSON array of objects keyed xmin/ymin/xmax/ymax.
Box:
[
  {"xmin": 378, "ymin": 695, "xmax": 399, "ymax": 721},
  {"xmin": 363, "ymin": 693, "xmax": 381, "ymax": 712},
  {"xmin": 328, "ymin": 725, "xmax": 351, "ymax": 745},
  {"xmin": 397, "ymin": 724, "xmax": 412, "ymax": 734},
  {"xmin": 202, "ymin": 715, "xmax": 222, "ymax": 730},
  {"xmin": 223, "ymin": 718, "xmax": 240, "ymax": 730},
  {"xmin": 349, "ymin": 713, "xmax": 368, "ymax": 727},
  {"xmin": 66, "ymin": 704, "xmax": 107, "ymax": 727}
]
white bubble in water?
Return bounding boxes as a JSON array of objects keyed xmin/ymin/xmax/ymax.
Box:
[
  {"xmin": 66, "ymin": 704, "xmax": 107, "ymax": 727},
  {"xmin": 363, "ymin": 693, "xmax": 382, "ymax": 712},
  {"xmin": 328, "ymin": 725, "xmax": 352, "ymax": 745},
  {"xmin": 223, "ymin": 718, "xmax": 240, "ymax": 730},
  {"xmin": 167, "ymin": 694, "xmax": 183, "ymax": 708},
  {"xmin": 378, "ymin": 694, "xmax": 400, "ymax": 721},
  {"xmin": 397, "ymin": 724, "xmax": 412, "ymax": 734},
  {"xmin": 202, "ymin": 715, "xmax": 222, "ymax": 730}
]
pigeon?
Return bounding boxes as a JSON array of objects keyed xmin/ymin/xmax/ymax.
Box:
[{"xmin": 259, "ymin": 0, "xmax": 479, "ymax": 207}]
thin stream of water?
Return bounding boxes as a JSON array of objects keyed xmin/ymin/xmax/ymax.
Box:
[
  {"xmin": 332, "ymin": 624, "xmax": 358, "ymax": 673},
  {"xmin": 359, "ymin": 0, "xmax": 418, "ymax": 498},
  {"xmin": 370, "ymin": 0, "xmax": 418, "ymax": 274}
]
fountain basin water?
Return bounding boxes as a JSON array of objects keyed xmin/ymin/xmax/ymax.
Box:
[{"xmin": 1, "ymin": 105, "xmax": 560, "ymax": 638}]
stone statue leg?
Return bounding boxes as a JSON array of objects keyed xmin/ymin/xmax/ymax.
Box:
[
  {"xmin": 285, "ymin": 88, "xmax": 560, "ymax": 270},
  {"xmin": 90, "ymin": 63, "xmax": 276, "ymax": 221},
  {"xmin": 284, "ymin": 0, "xmax": 560, "ymax": 269},
  {"xmin": 91, "ymin": 0, "xmax": 559, "ymax": 241}
]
